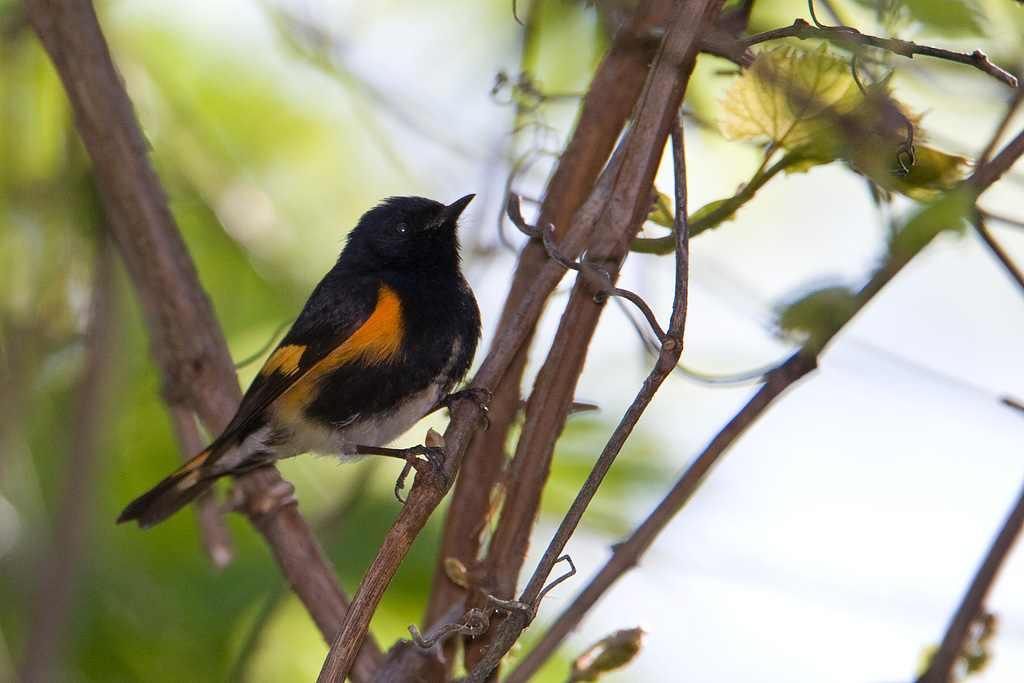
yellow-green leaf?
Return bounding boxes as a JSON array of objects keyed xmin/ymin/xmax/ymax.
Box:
[
  {"xmin": 891, "ymin": 187, "xmax": 973, "ymax": 260},
  {"xmin": 860, "ymin": 144, "xmax": 969, "ymax": 202},
  {"xmin": 719, "ymin": 44, "xmax": 861, "ymax": 153},
  {"xmin": 720, "ymin": 44, "xmax": 968, "ymax": 199}
]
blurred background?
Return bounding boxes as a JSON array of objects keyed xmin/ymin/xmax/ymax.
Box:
[{"xmin": 2, "ymin": 0, "xmax": 1024, "ymax": 681}]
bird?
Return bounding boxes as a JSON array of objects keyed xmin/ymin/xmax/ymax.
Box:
[{"xmin": 119, "ymin": 194, "xmax": 481, "ymax": 529}]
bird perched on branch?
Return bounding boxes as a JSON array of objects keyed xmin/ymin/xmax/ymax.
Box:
[{"xmin": 119, "ymin": 194, "xmax": 481, "ymax": 529}]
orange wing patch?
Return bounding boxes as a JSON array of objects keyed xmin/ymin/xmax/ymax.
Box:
[
  {"xmin": 275, "ymin": 285, "xmax": 404, "ymax": 416},
  {"xmin": 261, "ymin": 344, "xmax": 306, "ymax": 377},
  {"xmin": 335, "ymin": 285, "xmax": 404, "ymax": 367}
]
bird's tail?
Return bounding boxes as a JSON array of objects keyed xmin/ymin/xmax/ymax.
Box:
[{"xmin": 118, "ymin": 447, "xmax": 219, "ymax": 529}]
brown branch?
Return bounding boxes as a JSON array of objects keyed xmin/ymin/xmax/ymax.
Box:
[
  {"xmin": 19, "ymin": 240, "xmax": 116, "ymax": 683},
  {"xmin": 973, "ymin": 217, "xmax": 1024, "ymax": 298},
  {"xmin": 505, "ymin": 113, "xmax": 692, "ymax": 683},
  {"xmin": 744, "ymin": 18, "xmax": 1018, "ymax": 88},
  {"xmin": 970, "ymin": 126, "xmax": 1024, "ymax": 192},
  {"xmin": 977, "ymin": 88, "xmax": 1024, "ymax": 170},
  {"xmin": 417, "ymin": 2, "xmax": 684, "ymax": 679},
  {"xmin": 22, "ymin": 0, "xmax": 383, "ymax": 678},
  {"xmin": 462, "ymin": 1, "xmax": 727, "ymax": 678},
  {"xmin": 917, "ymin": 478, "xmax": 1024, "ymax": 683}
]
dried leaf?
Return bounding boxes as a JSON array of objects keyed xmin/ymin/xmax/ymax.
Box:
[
  {"xmin": 444, "ymin": 557, "xmax": 470, "ymax": 589},
  {"xmin": 568, "ymin": 627, "xmax": 645, "ymax": 683}
]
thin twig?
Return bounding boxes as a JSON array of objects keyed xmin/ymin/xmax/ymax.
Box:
[
  {"xmin": 512, "ymin": 197, "xmax": 669, "ymax": 341},
  {"xmin": 970, "ymin": 126, "xmax": 1024, "ymax": 192},
  {"xmin": 409, "ymin": 608, "xmax": 490, "ymax": 648},
  {"xmin": 744, "ymin": 19, "xmax": 1018, "ymax": 88},
  {"xmin": 917, "ymin": 478, "xmax": 1024, "ymax": 683},
  {"xmin": 503, "ymin": 112, "xmax": 693, "ymax": 683},
  {"xmin": 973, "ymin": 217, "xmax": 1024, "ymax": 297},
  {"xmin": 466, "ymin": 20, "xmax": 707, "ymax": 670},
  {"xmin": 423, "ymin": 5, "xmax": 675, "ymax": 668},
  {"xmin": 977, "ymin": 88, "xmax": 1024, "ymax": 170}
]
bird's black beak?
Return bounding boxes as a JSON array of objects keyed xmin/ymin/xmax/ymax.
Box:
[{"xmin": 437, "ymin": 194, "xmax": 475, "ymax": 227}]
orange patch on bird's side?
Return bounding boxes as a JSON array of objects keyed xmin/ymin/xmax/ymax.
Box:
[
  {"xmin": 335, "ymin": 285, "xmax": 404, "ymax": 367},
  {"xmin": 274, "ymin": 286, "xmax": 404, "ymax": 416},
  {"xmin": 262, "ymin": 344, "xmax": 306, "ymax": 377}
]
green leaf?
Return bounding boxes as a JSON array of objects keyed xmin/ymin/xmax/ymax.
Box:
[
  {"xmin": 891, "ymin": 187, "xmax": 973, "ymax": 260},
  {"xmin": 777, "ymin": 286, "xmax": 860, "ymax": 349},
  {"xmin": 689, "ymin": 197, "xmax": 735, "ymax": 234},
  {"xmin": 647, "ymin": 190, "xmax": 675, "ymax": 228},
  {"xmin": 863, "ymin": 144, "xmax": 969, "ymax": 202}
]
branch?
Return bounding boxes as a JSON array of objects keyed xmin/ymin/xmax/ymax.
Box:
[
  {"xmin": 970, "ymin": 126, "xmax": 1024, "ymax": 192},
  {"xmin": 505, "ymin": 113, "xmax": 692, "ymax": 683},
  {"xmin": 509, "ymin": 206, "xmax": 669, "ymax": 341},
  {"xmin": 973, "ymin": 217, "xmax": 1024, "ymax": 298},
  {"xmin": 632, "ymin": 151, "xmax": 791, "ymax": 254},
  {"xmin": 744, "ymin": 18, "xmax": 1018, "ymax": 88},
  {"xmin": 22, "ymin": 0, "xmax": 383, "ymax": 679},
  {"xmin": 917, "ymin": 479, "xmax": 1024, "ymax": 683},
  {"xmin": 422, "ymin": 1, "xmax": 684, "ymax": 678},
  {"xmin": 462, "ymin": 0, "xmax": 728, "ymax": 676}
]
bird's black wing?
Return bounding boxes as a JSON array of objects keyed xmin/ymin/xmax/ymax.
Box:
[{"xmin": 215, "ymin": 274, "xmax": 394, "ymax": 445}]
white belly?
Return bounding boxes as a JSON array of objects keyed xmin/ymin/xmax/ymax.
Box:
[{"xmin": 280, "ymin": 383, "xmax": 444, "ymax": 460}]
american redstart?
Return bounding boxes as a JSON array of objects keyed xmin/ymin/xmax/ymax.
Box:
[{"xmin": 119, "ymin": 194, "xmax": 481, "ymax": 528}]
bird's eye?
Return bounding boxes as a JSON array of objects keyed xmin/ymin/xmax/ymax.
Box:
[{"xmin": 395, "ymin": 221, "xmax": 409, "ymax": 234}]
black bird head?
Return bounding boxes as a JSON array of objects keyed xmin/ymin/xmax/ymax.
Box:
[{"xmin": 342, "ymin": 194, "xmax": 474, "ymax": 272}]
